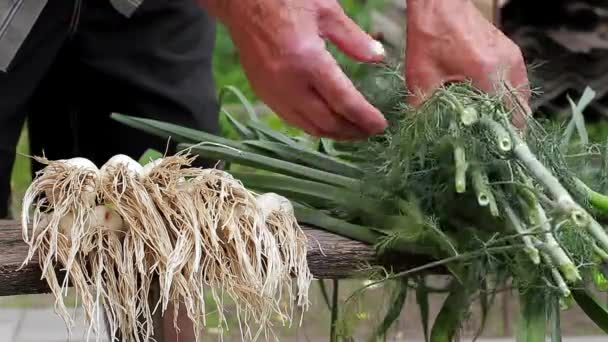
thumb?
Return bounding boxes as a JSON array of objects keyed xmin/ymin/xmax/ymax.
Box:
[{"xmin": 318, "ymin": 5, "xmax": 385, "ymax": 63}]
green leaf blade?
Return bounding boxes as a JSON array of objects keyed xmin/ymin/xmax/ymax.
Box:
[
  {"xmin": 221, "ymin": 109, "xmax": 256, "ymax": 139},
  {"xmin": 371, "ymin": 279, "xmax": 408, "ymax": 341},
  {"xmin": 242, "ymin": 140, "xmax": 364, "ymax": 178},
  {"xmin": 516, "ymin": 290, "xmax": 547, "ymax": 342},
  {"xmin": 111, "ymin": 113, "xmax": 248, "ymax": 150},
  {"xmin": 183, "ymin": 144, "xmax": 361, "ymax": 189},
  {"xmin": 573, "ymin": 288, "xmax": 608, "ymax": 334}
]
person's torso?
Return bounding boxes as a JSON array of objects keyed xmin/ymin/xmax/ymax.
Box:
[{"xmin": 0, "ymin": 0, "xmax": 142, "ymax": 72}]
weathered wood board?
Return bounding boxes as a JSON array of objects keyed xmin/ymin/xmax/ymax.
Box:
[{"xmin": 0, "ymin": 220, "xmax": 432, "ymax": 297}]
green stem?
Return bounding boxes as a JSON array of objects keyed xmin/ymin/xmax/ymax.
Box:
[
  {"xmin": 295, "ymin": 205, "xmax": 438, "ymax": 256},
  {"xmin": 472, "ymin": 168, "xmax": 490, "ymax": 206},
  {"xmin": 550, "ymin": 295, "xmax": 562, "ymax": 342},
  {"xmin": 535, "ymin": 206, "xmax": 581, "ymax": 283},
  {"xmin": 576, "ymin": 178, "xmax": 608, "ymax": 214},
  {"xmin": 351, "ymin": 245, "xmax": 524, "ymax": 296},
  {"xmin": 319, "ymin": 280, "xmax": 332, "ymax": 312},
  {"xmin": 504, "ymin": 121, "xmax": 586, "ymax": 224},
  {"xmin": 517, "ymin": 290, "xmax": 547, "ymax": 342},
  {"xmin": 438, "ymin": 89, "xmax": 478, "ymax": 125},
  {"xmin": 504, "ymin": 205, "xmax": 541, "ymax": 265},
  {"xmin": 453, "ymin": 143, "xmax": 468, "ymax": 193},
  {"xmin": 479, "ymin": 117, "xmax": 512, "ymax": 152},
  {"xmin": 540, "ymin": 252, "xmax": 571, "ymax": 298},
  {"xmin": 371, "ymin": 280, "xmax": 408, "ymax": 341},
  {"xmin": 594, "ymin": 243, "xmax": 608, "ymax": 261},
  {"xmin": 430, "ymin": 281, "xmax": 468, "ymax": 342},
  {"xmin": 587, "ymin": 219, "xmax": 608, "ymax": 254},
  {"xmin": 294, "ymin": 206, "xmax": 382, "ymax": 245},
  {"xmin": 472, "ymin": 168, "xmax": 498, "ymax": 216},
  {"xmin": 330, "ymin": 280, "xmax": 339, "ymax": 342}
]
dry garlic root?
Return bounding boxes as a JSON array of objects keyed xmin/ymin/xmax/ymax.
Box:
[
  {"xmin": 20, "ymin": 153, "xmax": 312, "ymax": 342},
  {"xmin": 21, "ymin": 157, "xmax": 100, "ymax": 330}
]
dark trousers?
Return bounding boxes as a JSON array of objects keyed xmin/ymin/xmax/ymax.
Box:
[{"xmin": 0, "ymin": 0, "xmax": 219, "ymax": 218}]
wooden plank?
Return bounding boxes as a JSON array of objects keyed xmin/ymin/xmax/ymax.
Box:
[{"xmin": 0, "ymin": 220, "xmax": 434, "ymax": 297}]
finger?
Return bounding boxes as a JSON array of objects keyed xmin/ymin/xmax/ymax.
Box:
[
  {"xmin": 282, "ymin": 110, "xmax": 324, "ymax": 137},
  {"xmin": 317, "ymin": 3, "xmax": 385, "ymax": 63},
  {"xmin": 479, "ymin": 62, "xmax": 531, "ymax": 129},
  {"xmin": 265, "ymin": 100, "xmax": 324, "ymax": 137},
  {"xmin": 311, "ymin": 54, "xmax": 387, "ymax": 134},
  {"xmin": 509, "ymin": 61, "xmax": 533, "ymax": 127},
  {"xmin": 267, "ymin": 89, "xmax": 363, "ymax": 140},
  {"xmin": 405, "ymin": 65, "xmax": 454, "ymax": 107},
  {"xmin": 302, "ymin": 87, "xmax": 369, "ymax": 140},
  {"xmin": 502, "ymin": 79, "xmax": 532, "ymax": 130}
]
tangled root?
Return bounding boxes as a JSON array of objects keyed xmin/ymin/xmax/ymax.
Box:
[
  {"xmin": 21, "ymin": 157, "xmax": 100, "ymax": 331},
  {"xmin": 20, "ymin": 153, "xmax": 312, "ymax": 342},
  {"xmin": 256, "ymin": 193, "xmax": 312, "ymax": 322}
]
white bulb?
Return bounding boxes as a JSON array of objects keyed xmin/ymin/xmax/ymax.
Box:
[
  {"xmin": 45, "ymin": 158, "xmax": 99, "ymax": 206},
  {"xmin": 256, "ymin": 192, "xmax": 294, "ymax": 217},
  {"xmin": 58, "ymin": 211, "xmax": 75, "ymax": 235},
  {"xmin": 64, "ymin": 157, "xmax": 98, "ymax": 171},
  {"xmin": 141, "ymin": 158, "xmax": 163, "ymax": 178},
  {"xmin": 93, "ymin": 205, "xmax": 125, "ymax": 232},
  {"xmin": 101, "ymin": 154, "xmax": 143, "ymax": 176}
]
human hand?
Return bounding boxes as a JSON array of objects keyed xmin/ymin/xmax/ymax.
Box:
[
  {"xmin": 405, "ymin": 0, "xmax": 531, "ymax": 126},
  {"xmin": 208, "ymin": 0, "xmax": 388, "ymax": 140}
]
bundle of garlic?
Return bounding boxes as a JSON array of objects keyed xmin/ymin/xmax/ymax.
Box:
[{"xmin": 20, "ymin": 152, "xmax": 312, "ymax": 342}]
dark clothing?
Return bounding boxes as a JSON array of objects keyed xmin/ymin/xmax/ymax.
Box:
[
  {"xmin": 0, "ymin": 0, "xmax": 142, "ymax": 71},
  {"xmin": 0, "ymin": 0, "xmax": 219, "ymax": 218}
]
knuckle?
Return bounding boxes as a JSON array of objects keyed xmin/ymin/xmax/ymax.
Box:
[
  {"xmin": 306, "ymin": 126, "xmax": 322, "ymax": 137},
  {"xmin": 335, "ymin": 97, "xmax": 359, "ymax": 115},
  {"xmin": 286, "ymin": 41, "xmax": 323, "ymax": 65},
  {"xmin": 265, "ymin": 60, "xmax": 284, "ymax": 75},
  {"xmin": 321, "ymin": 118, "xmax": 341, "ymax": 135},
  {"xmin": 316, "ymin": 1, "xmax": 340, "ymax": 21}
]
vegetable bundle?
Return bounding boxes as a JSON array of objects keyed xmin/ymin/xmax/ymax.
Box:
[
  {"xmin": 112, "ymin": 65, "xmax": 608, "ymax": 340},
  {"xmin": 20, "ymin": 153, "xmax": 311, "ymax": 341}
]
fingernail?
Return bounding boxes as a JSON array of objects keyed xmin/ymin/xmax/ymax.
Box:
[{"xmin": 369, "ymin": 40, "xmax": 385, "ymax": 58}]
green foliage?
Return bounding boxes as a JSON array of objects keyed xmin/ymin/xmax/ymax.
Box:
[
  {"xmin": 138, "ymin": 148, "xmax": 163, "ymax": 165},
  {"xmin": 370, "ymin": 279, "xmax": 408, "ymax": 341},
  {"xmin": 112, "ymin": 62, "xmax": 608, "ymax": 341}
]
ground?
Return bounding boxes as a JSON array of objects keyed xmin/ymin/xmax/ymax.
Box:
[{"xmin": 0, "ymin": 277, "xmax": 604, "ymax": 341}]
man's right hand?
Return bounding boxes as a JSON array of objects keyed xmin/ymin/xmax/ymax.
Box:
[{"xmin": 200, "ymin": 0, "xmax": 387, "ymax": 140}]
